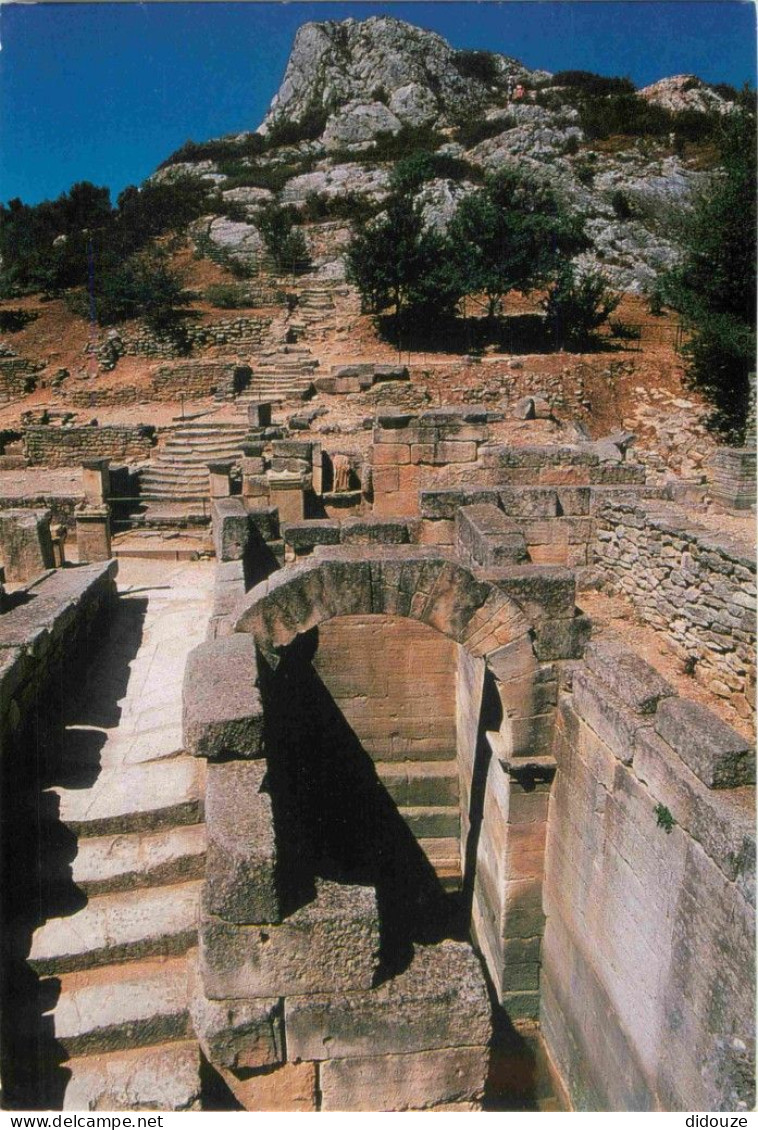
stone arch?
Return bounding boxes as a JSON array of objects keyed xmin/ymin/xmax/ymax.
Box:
[
  {"xmin": 233, "ymin": 548, "xmax": 533, "ymax": 675},
  {"xmin": 231, "ymin": 547, "xmax": 555, "ymax": 1013}
]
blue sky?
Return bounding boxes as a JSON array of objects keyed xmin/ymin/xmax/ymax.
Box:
[{"xmin": 1, "ymin": 2, "xmax": 755, "ymax": 205}]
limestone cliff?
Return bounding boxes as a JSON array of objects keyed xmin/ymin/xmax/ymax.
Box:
[{"xmin": 154, "ymin": 15, "xmax": 735, "ymax": 291}]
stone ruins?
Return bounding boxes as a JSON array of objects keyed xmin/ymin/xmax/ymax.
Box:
[
  {"xmin": 0, "ymin": 13, "xmax": 754, "ymax": 1113},
  {"xmin": 0, "ymin": 393, "xmax": 753, "ymax": 1112}
]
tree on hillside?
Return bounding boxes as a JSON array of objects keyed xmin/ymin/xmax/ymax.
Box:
[
  {"xmin": 0, "ymin": 182, "xmax": 113, "ymax": 295},
  {"xmin": 447, "ymin": 168, "xmax": 586, "ymax": 318},
  {"xmin": 663, "ymin": 103, "xmax": 757, "ymax": 441},
  {"xmin": 346, "ymin": 193, "xmax": 462, "ymax": 333},
  {"xmin": 541, "ymin": 263, "xmax": 621, "ymax": 350},
  {"xmin": 257, "ymin": 203, "xmax": 309, "ymax": 273}
]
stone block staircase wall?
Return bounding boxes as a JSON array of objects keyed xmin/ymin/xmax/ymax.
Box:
[{"xmin": 139, "ymin": 420, "xmax": 249, "ymax": 501}]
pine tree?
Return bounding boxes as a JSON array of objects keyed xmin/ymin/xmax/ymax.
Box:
[{"xmin": 664, "ymin": 101, "xmax": 757, "ymax": 441}]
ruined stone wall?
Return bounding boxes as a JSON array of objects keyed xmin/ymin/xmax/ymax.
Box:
[
  {"xmin": 313, "ymin": 615, "xmax": 460, "ymax": 886},
  {"xmin": 0, "ymin": 495, "xmax": 82, "ymax": 532},
  {"xmin": 542, "ymin": 637, "xmax": 755, "ymax": 1111},
  {"xmin": 0, "ymin": 352, "xmax": 44, "ymax": 403},
  {"xmin": 370, "ymin": 409, "xmax": 491, "ymax": 518},
  {"xmin": 23, "ymin": 425, "xmax": 156, "ymax": 468},
  {"xmin": 92, "ymin": 317, "xmax": 269, "ymax": 369},
  {"xmin": 67, "ymin": 363, "xmax": 252, "ymax": 408},
  {"xmin": 0, "ymin": 563, "xmax": 119, "ymax": 1069},
  {"xmin": 592, "ymin": 499, "xmax": 756, "ymax": 718}
]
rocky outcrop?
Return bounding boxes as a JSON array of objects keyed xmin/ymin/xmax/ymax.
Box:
[
  {"xmin": 639, "ymin": 74, "xmax": 733, "ymax": 115},
  {"xmin": 259, "ymin": 16, "xmax": 544, "ymax": 136}
]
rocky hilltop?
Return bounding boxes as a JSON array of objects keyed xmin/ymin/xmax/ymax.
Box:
[
  {"xmin": 157, "ymin": 15, "xmax": 732, "ymax": 291},
  {"xmin": 260, "ymin": 16, "xmax": 548, "ymax": 140}
]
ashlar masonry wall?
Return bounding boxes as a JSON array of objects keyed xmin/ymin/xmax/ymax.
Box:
[
  {"xmin": 313, "ymin": 616, "xmax": 461, "ymax": 888},
  {"xmin": 541, "ymin": 635, "xmax": 755, "ymax": 1111}
]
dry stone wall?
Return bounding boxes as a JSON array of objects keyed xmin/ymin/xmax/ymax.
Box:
[
  {"xmin": 91, "ymin": 317, "xmax": 270, "ymax": 369},
  {"xmin": 592, "ymin": 498, "xmax": 756, "ymax": 718},
  {"xmin": 542, "ymin": 634, "xmax": 755, "ymax": 1111},
  {"xmin": 23, "ymin": 425, "xmax": 156, "ymax": 468},
  {"xmin": 68, "ymin": 363, "xmax": 252, "ymax": 408},
  {"xmin": 0, "ymin": 350, "xmax": 45, "ymax": 403}
]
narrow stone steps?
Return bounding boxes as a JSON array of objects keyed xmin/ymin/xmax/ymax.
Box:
[
  {"xmin": 61, "ymin": 1039, "xmax": 201, "ymax": 1111},
  {"xmin": 48, "ymin": 756, "xmax": 204, "ymax": 838},
  {"xmin": 40, "ymin": 954, "xmax": 193, "ymax": 1058},
  {"xmin": 51, "ymin": 823, "xmax": 207, "ymax": 896},
  {"xmin": 28, "ymin": 880, "xmax": 202, "ymax": 975}
]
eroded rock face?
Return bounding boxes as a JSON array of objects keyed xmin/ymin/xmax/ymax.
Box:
[
  {"xmin": 259, "ymin": 15, "xmax": 542, "ymax": 135},
  {"xmin": 323, "ymin": 100, "xmax": 403, "ymax": 150},
  {"xmin": 639, "ymin": 74, "xmax": 733, "ymax": 115}
]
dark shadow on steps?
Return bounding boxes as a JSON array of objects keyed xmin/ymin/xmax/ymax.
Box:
[
  {"xmin": 0, "ymin": 594, "xmax": 148, "ymax": 1109},
  {"xmin": 260, "ymin": 628, "xmax": 466, "ymax": 981}
]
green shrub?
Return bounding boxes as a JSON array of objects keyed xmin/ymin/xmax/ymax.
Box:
[
  {"xmin": 611, "ymin": 190, "xmax": 633, "ymax": 220},
  {"xmin": 655, "ymin": 804, "xmax": 675, "ymax": 834},
  {"xmin": 455, "ymin": 116, "xmax": 515, "ymax": 148},
  {"xmin": 609, "ymin": 319, "xmax": 641, "ymax": 340},
  {"xmin": 301, "ymin": 192, "xmax": 379, "ymax": 224},
  {"xmin": 346, "ymin": 125, "xmax": 444, "ymax": 165},
  {"xmin": 221, "ymin": 157, "xmax": 315, "ymax": 195},
  {"xmin": 663, "ymin": 106, "xmax": 756, "ymax": 441},
  {"xmin": 574, "ymin": 158, "xmax": 597, "ymax": 186},
  {"xmin": 267, "ymin": 104, "xmax": 329, "ymax": 148},
  {"xmin": 205, "ymin": 283, "xmax": 253, "ymax": 309},
  {"xmin": 454, "ymin": 50, "xmax": 500, "ymax": 84},
  {"xmin": 542, "ymin": 264, "xmax": 621, "ymax": 349},
  {"xmin": 101, "ymin": 252, "xmax": 190, "ymax": 329},
  {"xmin": 563, "ymin": 134, "xmax": 581, "ymax": 156},
  {"xmin": 647, "ymin": 286, "xmax": 664, "ymax": 316},
  {"xmin": 158, "ymin": 134, "xmax": 266, "ymax": 169},
  {"xmin": 257, "ymin": 204, "xmax": 309, "ymax": 272},
  {"xmin": 390, "ymin": 151, "xmax": 480, "ymax": 194},
  {"xmin": 552, "ymin": 70, "xmax": 637, "ymax": 97}
]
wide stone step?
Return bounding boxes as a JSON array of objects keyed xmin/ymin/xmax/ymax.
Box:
[
  {"xmin": 52, "ymin": 823, "xmax": 207, "ymax": 896},
  {"xmin": 49, "ymin": 756, "xmax": 204, "ymax": 837},
  {"xmin": 28, "ymin": 880, "xmax": 202, "ymax": 975},
  {"xmin": 142, "ymin": 468, "xmax": 212, "ymax": 480},
  {"xmin": 398, "ymin": 806, "xmax": 461, "ymax": 839},
  {"xmin": 62, "ymin": 1039, "xmax": 201, "ymax": 1111},
  {"xmin": 160, "ymin": 442, "xmax": 245, "ymax": 454},
  {"xmin": 142, "ymin": 468, "xmax": 213, "ymax": 483},
  {"xmin": 41, "ymin": 954, "xmax": 193, "ymax": 1058},
  {"xmin": 375, "ymin": 762, "xmax": 459, "ymax": 807}
]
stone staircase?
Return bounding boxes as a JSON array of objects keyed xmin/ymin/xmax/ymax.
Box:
[
  {"xmin": 11, "ymin": 566, "xmax": 213, "ymax": 1110},
  {"xmin": 290, "ymin": 286, "xmax": 337, "ymax": 342},
  {"xmin": 240, "ymin": 345, "xmax": 318, "ymax": 404},
  {"xmin": 24, "ymin": 749, "xmax": 206, "ymax": 1108},
  {"xmin": 139, "ymin": 420, "xmax": 249, "ymax": 501}
]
